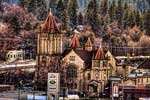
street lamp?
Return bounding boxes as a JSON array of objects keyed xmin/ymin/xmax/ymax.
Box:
[
  {"xmin": 18, "ymin": 80, "xmax": 23, "ymax": 100},
  {"xmin": 32, "ymin": 80, "xmax": 35, "ymax": 100}
]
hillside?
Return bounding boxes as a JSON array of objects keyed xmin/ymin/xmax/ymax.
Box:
[{"xmin": 2, "ymin": 0, "xmax": 150, "ymax": 12}]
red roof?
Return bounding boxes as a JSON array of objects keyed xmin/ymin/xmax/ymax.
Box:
[
  {"xmin": 40, "ymin": 12, "xmax": 60, "ymax": 33},
  {"xmin": 95, "ymin": 44, "xmax": 104, "ymax": 59},
  {"xmin": 69, "ymin": 34, "xmax": 81, "ymax": 48},
  {"xmin": 85, "ymin": 37, "xmax": 92, "ymax": 47}
]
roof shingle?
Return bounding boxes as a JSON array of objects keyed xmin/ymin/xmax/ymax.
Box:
[
  {"xmin": 40, "ymin": 12, "xmax": 60, "ymax": 33},
  {"xmin": 69, "ymin": 34, "xmax": 81, "ymax": 48}
]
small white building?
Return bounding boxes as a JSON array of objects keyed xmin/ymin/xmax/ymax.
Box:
[{"xmin": 5, "ymin": 50, "xmax": 24, "ymax": 62}]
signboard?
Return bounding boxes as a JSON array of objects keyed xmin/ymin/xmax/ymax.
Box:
[
  {"xmin": 27, "ymin": 95, "xmax": 47, "ymax": 100},
  {"xmin": 112, "ymin": 82, "xmax": 119, "ymax": 97},
  {"xmin": 47, "ymin": 73, "xmax": 60, "ymax": 94}
]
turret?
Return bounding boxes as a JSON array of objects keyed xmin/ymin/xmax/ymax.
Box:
[
  {"xmin": 85, "ymin": 37, "xmax": 93, "ymax": 51},
  {"xmin": 69, "ymin": 34, "xmax": 82, "ymax": 50}
]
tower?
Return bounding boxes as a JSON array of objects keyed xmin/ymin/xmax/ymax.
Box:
[
  {"xmin": 35, "ymin": 11, "xmax": 62, "ymax": 90},
  {"xmin": 91, "ymin": 44, "xmax": 105, "ymax": 93}
]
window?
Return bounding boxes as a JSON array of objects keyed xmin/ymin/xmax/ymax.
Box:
[
  {"xmin": 138, "ymin": 79, "xmax": 140, "ymax": 83},
  {"xmin": 67, "ymin": 83, "xmax": 77, "ymax": 89},
  {"xmin": 141, "ymin": 79, "xmax": 143, "ymax": 84},
  {"xmin": 93, "ymin": 60, "xmax": 100, "ymax": 67},
  {"xmin": 67, "ymin": 65, "xmax": 77, "ymax": 79},
  {"xmin": 69, "ymin": 56, "xmax": 75, "ymax": 61},
  {"xmin": 103, "ymin": 61, "xmax": 108, "ymax": 67},
  {"xmin": 87, "ymin": 73, "xmax": 91, "ymax": 80},
  {"xmin": 74, "ymin": 83, "xmax": 77, "ymax": 89}
]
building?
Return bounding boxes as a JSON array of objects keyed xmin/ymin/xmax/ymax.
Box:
[
  {"xmin": 136, "ymin": 59, "xmax": 150, "ymax": 85},
  {"xmin": 136, "ymin": 74, "xmax": 150, "ymax": 85},
  {"xmin": 5, "ymin": 50, "xmax": 24, "ymax": 62},
  {"xmin": 122, "ymin": 85, "xmax": 150, "ymax": 100},
  {"xmin": 36, "ymin": 11, "xmax": 116, "ymax": 95},
  {"xmin": 137, "ymin": 59, "xmax": 150, "ymax": 73}
]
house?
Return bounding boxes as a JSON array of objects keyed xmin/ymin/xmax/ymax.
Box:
[
  {"xmin": 5, "ymin": 50, "xmax": 24, "ymax": 62},
  {"xmin": 136, "ymin": 59, "xmax": 150, "ymax": 85}
]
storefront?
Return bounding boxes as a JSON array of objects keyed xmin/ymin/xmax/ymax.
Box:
[{"xmin": 123, "ymin": 85, "xmax": 150, "ymax": 100}]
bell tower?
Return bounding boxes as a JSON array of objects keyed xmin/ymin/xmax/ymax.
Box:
[{"xmin": 35, "ymin": 11, "xmax": 62, "ymax": 90}]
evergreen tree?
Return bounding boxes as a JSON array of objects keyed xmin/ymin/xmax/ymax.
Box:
[
  {"xmin": 100, "ymin": 0, "xmax": 108, "ymax": 16},
  {"xmin": 56, "ymin": 0, "xmax": 65, "ymax": 21},
  {"xmin": 28, "ymin": 0, "xmax": 47, "ymax": 20},
  {"xmin": 128, "ymin": 11, "xmax": 136, "ymax": 27},
  {"xmin": 19, "ymin": 0, "xmax": 29, "ymax": 8},
  {"xmin": 135, "ymin": 10, "xmax": 142, "ymax": 27},
  {"xmin": 108, "ymin": 0, "xmax": 116, "ymax": 22},
  {"xmin": 10, "ymin": 16, "xmax": 21, "ymax": 35},
  {"xmin": 61, "ymin": 0, "xmax": 69, "ymax": 31},
  {"xmin": 116, "ymin": 0, "xmax": 124, "ymax": 27},
  {"xmin": 37, "ymin": 0, "xmax": 48, "ymax": 20},
  {"xmin": 123, "ymin": 2, "xmax": 129, "ymax": 29},
  {"xmin": 68, "ymin": 0, "xmax": 78, "ymax": 26},
  {"xmin": 144, "ymin": 10, "xmax": 150, "ymax": 35},
  {"xmin": 78, "ymin": 12, "xmax": 83, "ymax": 25},
  {"xmin": 124, "ymin": 2, "xmax": 128, "ymax": 10},
  {"xmin": 28, "ymin": 0, "xmax": 37, "ymax": 14},
  {"xmin": 123, "ymin": 9, "xmax": 129, "ymax": 29},
  {"xmin": 86, "ymin": 0, "xmax": 101, "ymax": 33}
]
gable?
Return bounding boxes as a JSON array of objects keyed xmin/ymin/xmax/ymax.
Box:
[{"xmin": 63, "ymin": 50, "xmax": 84, "ymax": 65}]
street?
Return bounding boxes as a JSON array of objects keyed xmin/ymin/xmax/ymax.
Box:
[{"xmin": 0, "ymin": 91, "xmax": 111, "ymax": 100}]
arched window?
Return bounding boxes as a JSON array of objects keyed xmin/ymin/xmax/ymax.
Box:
[{"xmin": 67, "ymin": 65, "xmax": 77, "ymax": 79}]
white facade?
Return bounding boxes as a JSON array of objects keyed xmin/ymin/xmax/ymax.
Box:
[{"xmin": 5, "ymin": 50, "xmax": 24, "ymax": 62}]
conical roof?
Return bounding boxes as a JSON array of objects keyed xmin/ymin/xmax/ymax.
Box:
[
  {"xmin": 40, "ymin": 11, "xmax": 60, "ymax": 33},
  {"xmin": 85, "ymin": 37, "xmax": 92, "ymax": 47},
  {"xmin": 95, "ymin": 44, "xmax": 104, "ymax": 59},
  {"xmin": 69, "ymin": 34, "xmax": 81, "ymax": 48}
]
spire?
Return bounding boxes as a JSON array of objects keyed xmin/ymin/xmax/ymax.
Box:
[
  {"xmin": 85, "ymin": 37, "xmax": 93, "ymax": 51},
  {"xmin": 69, "ymin": 34, "xmax": 81, "ymax": 48},
  {"xmin": 85, "ymin": 37, "xmax": 92, "ymax": 47},
  {"xmin": 40, "ymin": 10, "xmax": 60, "ymax": 33},
  {"xmin": 95, "ymin": 43, "xmax": 104, "ymax": 59}
]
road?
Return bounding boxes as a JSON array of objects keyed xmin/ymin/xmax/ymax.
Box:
[{"xmin": 0, "ymin": 91, "xmax": 111, "ymax": 100}]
